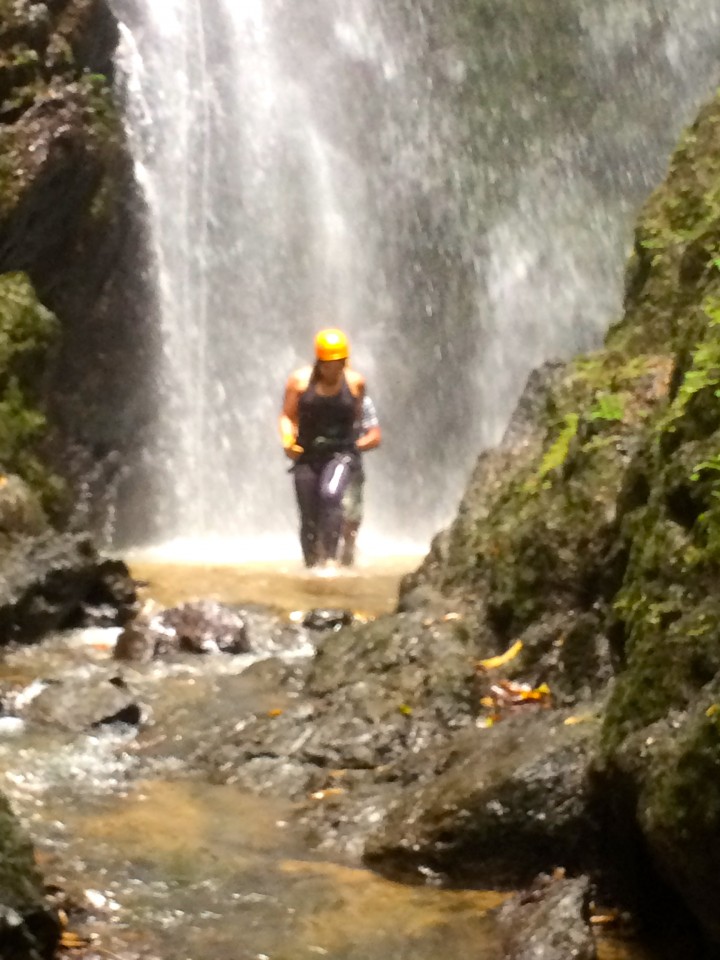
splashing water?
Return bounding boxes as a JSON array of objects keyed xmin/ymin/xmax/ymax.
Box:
[{"xmin": 110, "ymin": 0, "xmax": 720, "ymax": 553}]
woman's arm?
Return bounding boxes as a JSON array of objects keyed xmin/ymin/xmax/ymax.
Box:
[
  {"xmin": 357, "ymin": 424, "xmax": 381, "ymax": 451},
  {"xmin": 279, "ymin": 371, "xmax": 305, "ymax": 460},
  {"xmin": 278, "ymin": 367, "xmax": 312, "ymax": 460}
]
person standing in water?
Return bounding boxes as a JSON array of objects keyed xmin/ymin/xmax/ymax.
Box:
[{"xmin": 280, "ymin": 328, "xmax": 369, "ymax": 570}]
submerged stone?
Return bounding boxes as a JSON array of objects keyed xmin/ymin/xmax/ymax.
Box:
[{"xmin": 496, "ymin": 874, "xmax": 595, "ymax": 960}]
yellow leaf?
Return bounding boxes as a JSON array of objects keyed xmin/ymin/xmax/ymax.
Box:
[
  {"xmin": 477, "ymin": 640, "xmax": 523, "ymax": 671},
  {"xmin": 267, "ymin": 708, "xmax": 283, "ymax": 718},
  {"xmin": 60, "ymin": 931, "xmax": 89, "ymax": 949},
  {"xmin": 476, "ymin": 716, "xmax": 495, "ymax": 729},
  {"xmin": 310, "ymin": 787, "xmax": 346, "ymax": 801},
  {"xmin": 516, "ymin": 684, "xmax": 552, "ymax": 703},
  {"xmin": 564, "ymin": 714, "xmax": 593, "ymax": 726},
  {"xmin": 398, "ymin": 704, "xmax": 413, "ymax": 716},
  {"xmin": 479, "ymin": 696, "xmax": 495, "ymax": 708},
  {"xmin": 590, "ymin": 910, "xmax": 620, "ymax": 926},
  {"xmin": 706, "ymin": 703, "xmax": 720, "ymax": 717}
]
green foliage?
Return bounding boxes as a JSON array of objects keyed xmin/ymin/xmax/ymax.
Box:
[
  {"xmin": 0, "ymin": 273, "xmax": 62, "ymax": 508},
  {"xmin": 78, "ymin": 69, "xmax": 121, "ymax": 144},
  {"xmin": 537, "ymin": 413, "xmax": 578, "ymax": 480},
  {"xmin": 675, "ymin": 335, "xmax": 720, "ymax": 410},
  {"xmin": 588, "ymin": 392, "xmax": 625, "ymax": 423},
  {"xmin": 0, "ymin": 273, "xmax": 57, "ymax": 392},
  {"xmin": 0, "ymin": 378, "xmax": 45, "ymax": 458},
  {"xmin": 691, "ymin": 454, "xmax": 720, "ymax": 483}
]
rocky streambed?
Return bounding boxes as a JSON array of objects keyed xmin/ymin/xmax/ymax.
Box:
[{"xmin": 0, "ymin": 559, "xmax": 675, "ymax": 960}]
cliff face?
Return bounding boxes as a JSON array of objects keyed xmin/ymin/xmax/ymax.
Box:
[
  {"xmin": 0, "ymin": 0, "xmax": 151, "ymax": 521},
  {"xmin": 0, "ymin": 12, "xmax": 138, "ymax": 953},
  {"xmin": 401, "ymin": 90, "xmax": 720, "ymax": 941}
]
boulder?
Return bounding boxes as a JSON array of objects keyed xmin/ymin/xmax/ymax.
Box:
[
  {"xmin": 22, "ymin": 675, "xmax": 141, "ymax": 731},
  {"xmin": 0, "ymin": 532, "xmax": 136, "ymax": 642},
  {"xmin": 115, "ymin": 599, "xmax": 250, "ymax": 661},
  {"xmin": 364, "ymin": 713, "xmax": 600, "ymax": 887}
]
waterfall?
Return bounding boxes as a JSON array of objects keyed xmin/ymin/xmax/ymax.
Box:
[{"xmin": 110, "ymin": 0, "xmax": 720, "ymax": 557}]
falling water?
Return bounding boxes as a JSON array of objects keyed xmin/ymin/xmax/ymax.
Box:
[{"xmin": 110, "ymin": 0, "xmax": 720, "ymax": 556}]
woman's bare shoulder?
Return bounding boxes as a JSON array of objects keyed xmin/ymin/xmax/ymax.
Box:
[
  {"xmin": 288, "ymin": 365, "xmax": 313, "ymax": 391},
  {"xmin": 345, "ymin": 367, "xmax": 365, "ymax": 393}
]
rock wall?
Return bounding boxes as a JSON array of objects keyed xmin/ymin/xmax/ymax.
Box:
[
  {"xmin": 397, "ymin": 90, "xmax": 720, "ymax": 945},
  {"xmin": 0, "ymin": 0, "xmax": 152, "ymax": 529},
  {"xmin": 0, "ymin": 11, "xmax": 137, "ymax": 952}
]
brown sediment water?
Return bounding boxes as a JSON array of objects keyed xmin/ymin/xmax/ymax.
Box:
[
  {"xmin": 35, "ymin": 779, "xmax": 508, "ymax": 960},
  {"xmin": 129, "ymin": 555, "xmax": 419, "ymax": 616}
]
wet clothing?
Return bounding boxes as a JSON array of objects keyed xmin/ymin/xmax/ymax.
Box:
[
  {"xmin": 359, "ymin": 395, "xmax": 379, "ymax": 433},
  {"xmin": 339, "ymin": 395, "xmax": 379, "ymax": 566},
  {"xmin": 293, "ymin": 373, "xmax": 362, "ymax": 566},
  {"xmin": 294, "ymin": 456, "xmax": 355, "ymax": 566},
  {"xmin": 341, "ymin": 396, "xmax": 377, "ymax": 526},
  {"xmin": 296, "ymin": 374, "xmax": 358, "ymax": 461}
]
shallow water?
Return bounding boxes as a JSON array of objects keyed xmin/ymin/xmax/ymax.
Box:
[
  {"xmin": 0, "ymin": 560, "xmax": 654, "ymax": 960},
  {"xmin": 129, "ymin": 555, "xmax": 416, "ymax": 617}
]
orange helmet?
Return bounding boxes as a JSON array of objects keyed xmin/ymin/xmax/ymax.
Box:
[{"xmin": 314, "ymin": 328, "xmax": 349, "ymax": 362}]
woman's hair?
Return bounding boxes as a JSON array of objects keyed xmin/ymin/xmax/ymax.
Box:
[{"xmin": 310, "ymin": 358, "xmax": 346, "ymax": 384}]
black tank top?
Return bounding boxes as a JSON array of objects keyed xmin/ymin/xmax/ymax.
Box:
[{"xmin": 296, "ymin": 374, "xmax": 357, "ymax": 457}]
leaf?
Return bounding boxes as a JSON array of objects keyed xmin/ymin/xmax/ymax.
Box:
[
  {"xmin": 477, "ymin": 640, "xmax": 523, "ymax": 671},
  {"xmin": 60, "ymin": 931, "xmax": 90, "ymax": 949},
  {"xmin": 267, "ymin": 708, "xmax": 284, "ymax": 718},
  {"xmin": 564, "ymin": 713, "xmax": 594, "ymax": 726},
  {"xmin": 398, "ymin": 704, "xmax": 413, "ymax": 716},
  {"xmin": 310, "ymin": 787, "xmax": 346, "ymax": 801}
]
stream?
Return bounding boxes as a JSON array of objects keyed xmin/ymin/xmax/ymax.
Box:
[{"xmin": 0, "ymin": 559, "xmax": 652, "ymax": 960}]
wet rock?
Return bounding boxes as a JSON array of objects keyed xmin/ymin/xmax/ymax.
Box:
[
  {"xmin": 399, "ymin": 362, "xmax": 565, "ymax": 613},
  {"xmin": 161, "ymin": 600, "xmax": 249, "ymax": 654},
  {"xmin": 303, "ymin": 608, "xmax": 353, "ymax": 631},
  {"xmin": 116, "ymin": 599, "xmax": 250, "ymax": 661},
  {"xmin": 496, "ymin": 874, "xmax": 595, "ymax": 960},
  {"xmin": 364, "ymin": 712, "xmax": 600, "ymax": 887},
  {"xmin": 0, "ymin": 475, "xmax": 47, "ymax": 539},
  {"xmin": 77, "ymin": 557, "xmax": 137, "ymax": 627},
  {"xmin": 198, "ymin": 611, "xmax": 485, "ymax": 850},
  {"xmin": 22, "ymin": 675, "xmax": 141, "ymax": 731},
  {"xmin": 0, "ymin": 0, "xmax": 153, "ymax": 545},
  {"xmin": 0, "ymin": 790, "xmax": 61, "ymax": 959},
  {"xmin": 0, "ymin": 532, "xmax": 136, "ymax": 643},
  {"xmin": 495, "ymin": 611, "xmax": 613, "ymax": 707}
]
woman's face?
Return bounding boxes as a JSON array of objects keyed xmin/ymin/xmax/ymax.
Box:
[{"xmin": 317, "ymin": 359, "xmax": 345, "ymax": 384}]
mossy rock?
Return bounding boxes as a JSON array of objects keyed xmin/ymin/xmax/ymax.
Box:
[
  {"xmin": 0, "ymin": 789, "xmax": 58, "ymax": 957},
  {"xmin": 0, "ymin": 272, "xmax": 62, "ymax": 512},
  {"xmin": 432, "ymin": 350, "xmax": 672, "ymax": 641}
]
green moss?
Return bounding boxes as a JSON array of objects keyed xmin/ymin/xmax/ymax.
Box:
[
  {"xmin": 0, "ymin": 793, "xmax": 45, "ymax": 909},
  {"xmin": 0, "ymin": 272, "xmax": 63, "ymax": 511},
  {"xmin": 537, "ymin": 413, "xmax": 579, "ymax": 481},
  {"xmin": 643, "ymin": 699, "xmax": 720, "ymax": 844},
  {"xmin": 589, "ymin": 392, "xmax": 625, "ymax": 423}
]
